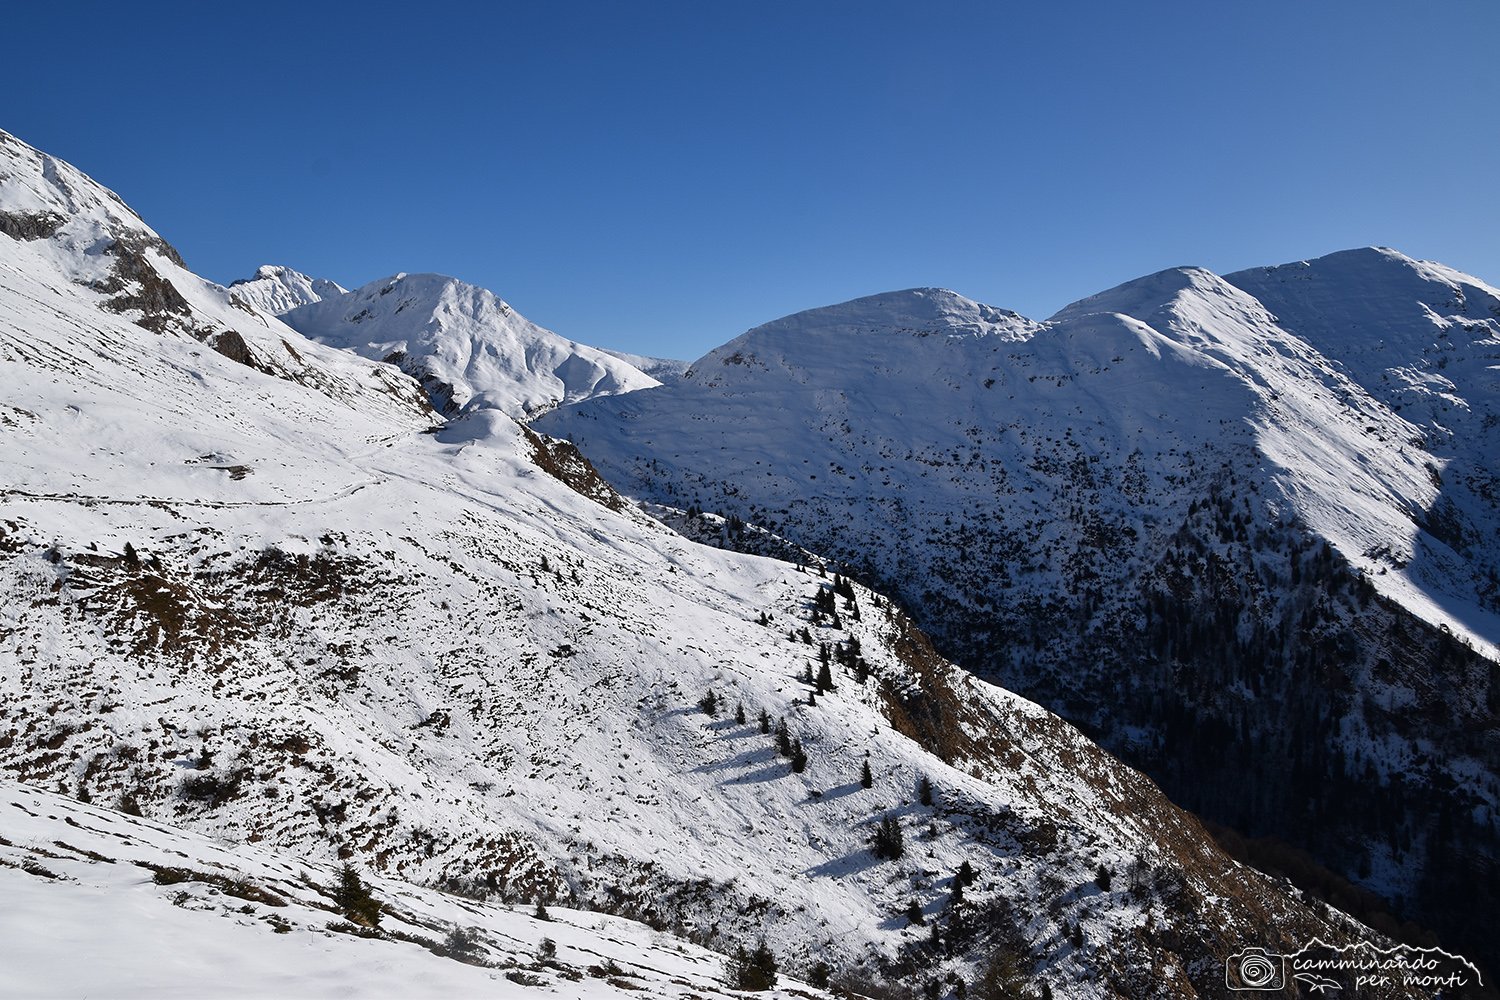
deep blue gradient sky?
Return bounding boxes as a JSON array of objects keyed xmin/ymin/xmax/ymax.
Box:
[{"xmin": 5, "ymin": 2, "xmax": 1496, "ymax": 360}]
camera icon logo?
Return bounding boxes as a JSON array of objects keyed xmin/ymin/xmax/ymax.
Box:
[{"xmin": 1226, "ymin": 947, "xmax": 1286, "ymax": 990}]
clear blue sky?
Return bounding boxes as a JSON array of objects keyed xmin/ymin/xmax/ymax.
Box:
[{"xmin": 5, "ymin": 1, "xmax": 1496, "ymax": 360}]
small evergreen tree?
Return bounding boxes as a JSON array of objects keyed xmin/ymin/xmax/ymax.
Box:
[
  {"xmin": 122, "ymin": 542, "xmax": 140, "ymax": 569},
  {"xmin": 775, "ymin": 718, "xmax": 791, "ymax": 757},
  {"xmin": 872, "ymin": 815, "xmax": 904, "ymax": 859},
  {"xmin": 444, "ymin": 924, "xmax": 484, "ymax": 963},
  {"xmin": 1095, "ymin": 863, "xmax": 1112, "ymax": 891},
  {"xmin": 758, "ymin": 708, "xmax": 770, "ymax": 734},
  {"xmin": 807, "ymin": 961, "xmax": 832, "ymax": 988},
  {"xmin": 726, "ymin": 939, "xmax": 779, "ymax": 990},
  {"xmin": 538, "ymin": 936, "xmax": 557, "ymax": 959},
  {"xmin": 735, "ymin": 702, "xmax": 746, "ymax": 725},
  {"xmin": 918, "ymin": 774, "xmax": 934, "ymax": 806},
  {"xmin": 332, "ymin": 864, "xmax": 382, "ymax": 928},
  {"xmin": 906, "ymin": 899, "xmax": 926, "ymax": 925},
  {"xmin": 956, "ymin": 860, "xmax": 977, "ymax": 888},
  {"xmin": 816, "ymin": 656, "xmax": 834, "ymax": 694},
  {"xmin": 790, "ymin": 738, "xmax": 807, "ymax": 774},
  {"xmin": 534, "ymin": 897, "xmax": 551, "ymax": 921},
  {"xmin": 860, "ymin": 760, "xmax": 873, "ymax": 789},
  {"xmin": 698, "ymin": 689, "xmax": 719, "ymax": 717}
]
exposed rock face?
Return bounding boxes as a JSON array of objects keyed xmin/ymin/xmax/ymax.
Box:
[{"xmin": 0, "ymin": 209, "xmax": 65, "ymax": 241}]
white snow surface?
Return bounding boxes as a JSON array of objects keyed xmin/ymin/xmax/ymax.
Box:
[
  {"xmin": 228, "ymin": 264, "xmax": 349, "ymax": 316},
  {"xmin": 0, "ymin": 125, "xmax": 1364, "ymax": 996},
  {"xmin": 0, "ymin": 780, "xmax": 822, "ymax": 1000},
  {"xmin": 600, "ymin": 347, "xmax": 691, "ymax": 385},
  {"xmin": 0, "ymin": 129, "xmax": 159, "ymax": 244},
  {"xmin": 282, "ymin": 272, "xmax": 659, "ymax": 417}
]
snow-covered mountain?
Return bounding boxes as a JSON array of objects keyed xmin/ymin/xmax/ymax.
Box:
[
  {"xmin": 228, "ymin": 263, "xmax": 348, "ymax": 316},
  {"xmin": 600, "ymin": 347, "xmax": 691, "ymax": 385},
  {"xmin": 280, "ymin": 273, "xmax": 658, "ymax": 417},
  {"xmin": 538, "ymin": 268, "xmax": 1500, "ymax": 971},
  {"xmin": 1, "ymin": 125, "xmax": 1408, "ymax": 997}
]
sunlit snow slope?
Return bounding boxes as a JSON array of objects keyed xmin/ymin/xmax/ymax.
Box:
[
  {"xmin": 282, "ymin": 272, "xmax": 658, "ymax": 417},
  {"xmin": 0, "ymin": 126, "xmax": 1397, "ymax": 997},
  {"xmin": 0, "ymin": 780, "xmax": 829, "ymax": 1000}
]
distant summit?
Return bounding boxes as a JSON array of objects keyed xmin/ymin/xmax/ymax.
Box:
[
  {"xmin": 228, "ymin": 264, "xmax": 348, "ymax": 316},
  {"xmin": 282, "ymin": 272, "xmax": 658, "ymax": 417}
]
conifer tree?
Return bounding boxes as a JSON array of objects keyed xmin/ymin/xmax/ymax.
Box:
[
  {"xmin": 726, "ymin": 939, "xmax": 779, "ymax": 990},
  {"xmin": 775, "ymin": 718, "xmax": 791, "ymax": 757},
  {"xmin": 906, "ymin": 899, "xmax": 925, "ymax": 925},
  {"xmin": 790, "ymin": 738, "xmax": 807, "ymax": 774},
  {"xmin": 956, "ymin": 860, "xmax": 976, "ymax": 888},
  {"xmin": 122, "ymin": 542, "xmax": 140, "ymax": 569},
  {"xmin": 735, "ymin": 702, "xmax": 746, "ymax": 725},
  {"xmin": 698, "ymin": 689, "xmax": 719, "ymax": 717},
  {"xmin": 332, "ymin": 864, "xmax": 382, "ymax": 928},
  {"xmin": 759, "ymin": 709, "xmax": 770, "ymax": 735},
  {"xmin": 918, "ymin": 774, "xmax": 934, "ymax": 806},
  {"xmin": 872, "ymin": 815, "xmax": 904, "ymax": 859},
  {"xmin": 816, "ymin": 656, "xmax": 834, "ymax": 694},
  {"xmin": 860, "ymin": 760, "xmax": 873, "ymax": 789}
]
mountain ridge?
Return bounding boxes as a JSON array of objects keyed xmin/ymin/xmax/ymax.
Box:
[
  {"xmin": 282, "ymin": 271, "xmax": 658, "ymax": 418},
  {"xmin": 538, "ymin": 251, "xmax": 1500, "ymax": 972},
  {"xmin": 0, "ymin": 123, "xmax": 1410, "ymax": 997}
]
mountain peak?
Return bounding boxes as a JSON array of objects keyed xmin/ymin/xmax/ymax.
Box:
[
  {"xmin": 227, "ymin": 264, "xmax": 348, "ymax": 315},
  {"xmin": 0, "ymin": 127, "xmax": 181, "ymax": 272},
  {"xmin": 1047, "ymin": 265, "xmax": 1247, "ymax": 325},
  {"xmin": 749, "ymin": 286, "xmax": 1035, "ymax": 342},
  {"xmin": 282, "ymin": 272, "xmax": 657, "ymax": 416}
]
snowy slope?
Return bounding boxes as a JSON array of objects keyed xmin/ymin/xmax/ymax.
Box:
[
  {"xmin": 228, "ymin": 264, "xmax": 348, "ymax": 316},
  {"xmin": 600, "ymin": 347, "xmax": 691, "ymax": 385},
  {"xmin": 0, "ymin": 779, "xmax": 824, "ymax": 1000},
  {"xmin": 538, "ymin": 272, "xmax": 1500, "ymax": 968},
  {"xmin": 282, "ymin": 273, "xmax": 658, "ymax": 417},
  {"xmin": 1227, "ymin": 247, "xmax": 1500, "ymax": 626},
  {"xmin": 0, "ymin": 126, "xmax": 1389, "ymax": 997}
]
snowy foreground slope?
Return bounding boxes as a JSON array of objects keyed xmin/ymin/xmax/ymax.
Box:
[
  {"xmin": 0, "ymin": 779, "xmax": 822, "ymax": 1000},
  {"xmin": 0, "ymin": 127, "xmax": 1418, "ymax": 998},
  {"xmin": 539, "ymin": 272, "xmax": 1500, "ymax": 971},
  {"xmin": 280, "ymin": 271, "xmax": 658, "ymax": 417}
]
